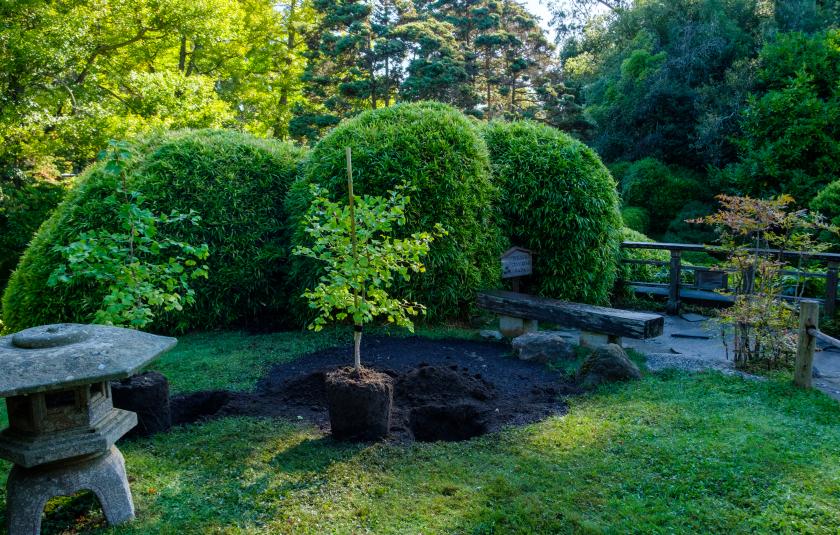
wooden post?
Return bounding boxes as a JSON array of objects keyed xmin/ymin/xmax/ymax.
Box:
[
  {"xmin": 825, "ymin": 262, "xmax": 838, "ymax": 318},
  {"xmin": 666, "ymin": 249, "xmax": 682, "ymax": 315},
  {"xmin": 794, "ymin": 300, "xmax": 819, "ymax": 388}
]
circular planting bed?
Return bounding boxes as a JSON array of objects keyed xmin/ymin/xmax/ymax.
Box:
[{"xmin": 171, "ymin": 336, "xmax": 581, "ymax": 442}]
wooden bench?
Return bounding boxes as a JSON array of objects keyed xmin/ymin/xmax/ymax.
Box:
[{"xmin": 476, "ymin": 290, "xmax": 664, "ymax": 345}]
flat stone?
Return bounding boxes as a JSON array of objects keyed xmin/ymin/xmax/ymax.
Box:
[
  {"xmin": 499, "ymin": 316, "xmax": 538, "ymax": 338},
  {"xmin": 680, "ymin": 313, "xmax": 707, "ymax": 323},
  {"xmin": 512, "ymin": 331, "xmax": 576, "ymax": 363},
  {"xmin": 579, "ymin": 331, "xmax": 622, "ymax": 349},
  {"xmin": 577, "ymin": 344, "xmax": 641, "ymax": 388},
  {"xmin": 0, "ymin": 324, "xmax": 177, "ymax": 397}
]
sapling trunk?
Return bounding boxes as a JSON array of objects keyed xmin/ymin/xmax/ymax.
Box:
[{"xmin": 346, "ymin": 147, "xmax": 363, "ymax": 374}]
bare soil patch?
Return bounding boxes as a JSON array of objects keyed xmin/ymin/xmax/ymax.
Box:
[{"xmin": 171, "ymin": 336, "xmax": 580, "ymax": 442}]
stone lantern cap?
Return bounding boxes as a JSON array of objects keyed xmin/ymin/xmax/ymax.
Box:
[{"xmin": 0, "ymin": 323, "xmax": 177, "ymax": 398}]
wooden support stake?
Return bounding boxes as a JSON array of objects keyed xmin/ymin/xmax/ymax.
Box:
[
  {"xmin": 666, "ymin": 250, "xmax": 682, "ymax": 315},
  {"xmin": 794, "ymin": 300, "xmax": 820, "ymax": 389},
  {"xmin": 825, "ymin": 262, "xmax": 838, "ymax": 319}
]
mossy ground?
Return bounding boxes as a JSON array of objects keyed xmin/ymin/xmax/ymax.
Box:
[{"xmin": 1, "ymin": 327, "xmax": 839, "ymax": 534}]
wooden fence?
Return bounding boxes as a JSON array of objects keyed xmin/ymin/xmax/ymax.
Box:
[
  {"xmin": 620, "ymin": 241, "xmax": 840, "ymax": 316},
  {"xmin": 795, "ymin": 300, "xmax": 840, "ymax": 388}
]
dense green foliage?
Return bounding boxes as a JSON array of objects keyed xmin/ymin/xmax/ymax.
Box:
[
  {"xmin": 620, "ymin": 206, "xmax": 650, "ymax": 234},
  {"xmin": 620, "ymin": 158, "xmax": 704, "ymax": 236},
  {"xmin": 294, "ymin": 183, "xmax": 443, "ymax": 332},
  {"xmin": 560, "ymin": 0, "xmax": 840, "ymax": 222},
  {"xmin": 0, "ymin": 174, "xmax": 67, "ymax": 291},
  {"xmin": 287, "ymin": 102, "xmax": 503, "ymax": 321},
  {"xmin": 48, "ymin": 142, "xmax": 210, "ymax": 328},
  {"xmin": 484, "ymin": 120, "xmax": 621, "ymax": 304},
  {"xmin": 812, "ymin": 180, "xmax": 840, "ymax": 228},
  {"xmin": 723, "ymin": 29, "xmax": 840, "ymax": 203},
  {"xmin": 2, "ymin": 130, "xmax": 305, "ymax": 333},
  {"xmin": 6, "ymin": 328, "xmax": 840, "ymax": 532}
]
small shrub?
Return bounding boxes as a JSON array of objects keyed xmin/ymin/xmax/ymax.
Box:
[
  {"xmin": 621, "ymin": 206, "xmax": 650, "ymax": 234},
  {"xmin": 2, "ymin": 129, "xmax": 306, "ymax": 333},
  {"xmin": 621, "ymin": 158, "xmax": 703, "ymax": 235},
  {"xmin": 287, "ymin": 102, "xmax": 503, "ymax": 322},
  {"xmin": 484, "ymin": 120, "xmax": 622, "ymax": 305}
]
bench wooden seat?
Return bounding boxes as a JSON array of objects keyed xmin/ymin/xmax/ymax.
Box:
[{"xmin": 477, "ymin": 290, "xmax": 664, "ymax": 340}]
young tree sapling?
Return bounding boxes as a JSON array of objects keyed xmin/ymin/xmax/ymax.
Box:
[{"xmin": 293, "ymin": 147, "xmax": 446, "ymax": 373}]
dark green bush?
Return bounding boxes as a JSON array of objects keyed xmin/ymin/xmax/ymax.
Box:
[
  {"xmin": 0, "ymin": 174, "xmax": 67, "ymax": 293},
  {"xmin": 811, "ymin": 180, "xmax": 840, "ymax": 248},
  {"xmin": 2, "ymin": 129, "xmax": 306, "ymax": 333},
  {"xmin": 812, "ymin": 180, "xmax": 840, "ymax": 226},
  {"xmin": 662, "ymin": 201, "xmax": 717, "ymax": 245},
  {"xmin": 621, "ymin": 206, "xmax": 650, "ymax": 234},
  {"xmin": 286, "ymin": 102, "xmax": 503, "ymax": 322},
  {"xmin": 621, "ymin": 158, "xmax": 703, "ymax": 235},
  {"xmin": 484, "ymin": 120, "xmax": 622, "ymax": 305}
]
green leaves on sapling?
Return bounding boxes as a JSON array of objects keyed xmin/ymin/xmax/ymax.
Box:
[{"xmin": 293, "ymin": 183, "xmax": 446, "ymax": 333}]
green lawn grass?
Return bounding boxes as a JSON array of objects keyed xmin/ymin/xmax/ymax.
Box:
[{"xmin": 2, "ymin": 328, "xmax": 840, "ymax": 533}]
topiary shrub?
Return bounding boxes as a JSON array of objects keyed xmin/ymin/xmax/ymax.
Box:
[
  {"xmin": 286, "ymin": 102, "xmax": 503, "ymax": 322},
  {"xmin": 2, "ymin": 129, "xmax": 306, "ymax": 333},
  {"xmin": 621, "ymin": 158, "xmax": 703, "ymax": 235},
  {"xmin": 484, "ymin": 120, "xmax": 622, "ymax": 305},
  {"xmin": 621, "ymin": 206, "xmax": 650, "ymax": 234}
]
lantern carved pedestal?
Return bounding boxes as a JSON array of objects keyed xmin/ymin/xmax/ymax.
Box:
[{"xmin": 0, "ymin": 324, "xmax": 176, "ymax": 535}]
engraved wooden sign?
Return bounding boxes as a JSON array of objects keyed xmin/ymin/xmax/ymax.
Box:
[{"xmin": 501, "ymin": 247, "xmax": 533, "ymax": 279}]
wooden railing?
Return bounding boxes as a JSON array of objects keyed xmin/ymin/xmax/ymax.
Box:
[{"xmin": 620, "ymin": 241, "xmax": 840, "ymax": 316}]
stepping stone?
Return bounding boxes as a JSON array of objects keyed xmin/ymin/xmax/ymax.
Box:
[{"xmin": 680, "ymin": 313, "xmax": 707, "ymax": 322}]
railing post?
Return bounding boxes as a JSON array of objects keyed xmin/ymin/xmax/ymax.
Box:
[
  {"xmin": 666, "ymin": 249, "xmax": 681, "ymax": 315},
  {"xmin": 825, "ymin": 262, "xmax": 838, "ymax": 319},
  {"xmin": 794, "ymin": 300, "xmax": 819, "ymax": 389}
]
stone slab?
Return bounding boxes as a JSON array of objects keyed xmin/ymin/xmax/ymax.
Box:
[{"xmin": 0, "ymin": 324, "xmax": 177, "ymax": 397}]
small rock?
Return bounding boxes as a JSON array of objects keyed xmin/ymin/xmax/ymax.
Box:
[
  {"xmin": 577, "ymin": 344, "xmax": 641, "ymax": 388},
  {"xmin": 680, "ymin": 313, "xmax": 707, "ymax": 322},
  {"xmin": 480, "ymin": 330, "xmax": 504, "ymax": 341},
  {"xmin": 512, "ymin": 331, "xmax": 576, "ymax": 363}
]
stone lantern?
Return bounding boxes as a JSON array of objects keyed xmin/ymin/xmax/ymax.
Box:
[{"xmin": 0, "ymin": 323, "xmax": 176, "ymax": 535}]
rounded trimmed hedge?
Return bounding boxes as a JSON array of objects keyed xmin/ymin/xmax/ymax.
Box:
[
  {"xmin": 483, "ymin": 120, "xmax": 622, "ymax": 305},
  {"xmin": 2, "ymin": 129, "xmax": 306, "ymax": 333},
  {"xmin": 286, "ymin": 102, "xmax": 503, "ymax": 322}
]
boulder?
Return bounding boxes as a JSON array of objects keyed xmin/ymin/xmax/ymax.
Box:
[
  {"xmin": 577, "ymin": 344, "xmax": 641, "ymax": 388},
  {"xmin": 512, "ymin": 331, "xmax": 576, "ymax": 363},
  {"xmin": 480, "ymin": 330, "xmax": 504, "ymax": 341}
]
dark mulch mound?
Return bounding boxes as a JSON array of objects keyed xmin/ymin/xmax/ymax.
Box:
[{"xmin": 171, "ymin": 336, "xmax": 581, "ymax": 442}]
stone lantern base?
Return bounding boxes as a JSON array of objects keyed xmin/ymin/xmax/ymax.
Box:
[{"xmin": 5, "ymin": 446, "xmax": 134, "ymax": 535}]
